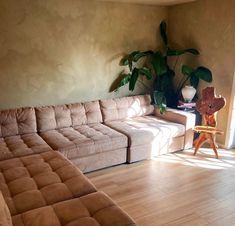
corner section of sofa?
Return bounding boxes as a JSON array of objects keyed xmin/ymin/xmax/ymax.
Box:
[{"xmin": 0, "ymin": 107, "xmax": 53, "ymax": 161}]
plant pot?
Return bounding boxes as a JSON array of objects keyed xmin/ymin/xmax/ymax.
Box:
[{"xmin": 181, "ymin": 86, "xmax": 196, "ymax": 103}]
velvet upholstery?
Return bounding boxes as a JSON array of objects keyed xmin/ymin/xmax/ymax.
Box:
[
  {"xmin": 12, "ymin": 192, "xmax": 136, "ymax": 226},
  {"xmin": 0, "ymin": 151, "xmax": 96, "ymax": 216}
]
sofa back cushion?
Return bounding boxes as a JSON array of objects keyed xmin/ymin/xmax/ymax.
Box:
[
  {"xmin": 36, "ymin": 101, "xmax": 102, "ymax": 132},
  {"xmin": 0, "ymin": 107, "xmax": 37, "ymax": 138},
  {"xmin": 100, "ymin": 95, "xmax": 154, "ymax": 122},
  {"xmin": 0, "ymin": 191, "xmax": 12, "ymax": 226}
]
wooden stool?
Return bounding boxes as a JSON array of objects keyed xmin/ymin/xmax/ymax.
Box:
[{"xmin": 193, "ymin": 126, "xmax": 223, "ymax": 158}]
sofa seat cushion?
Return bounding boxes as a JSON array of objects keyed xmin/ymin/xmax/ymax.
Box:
[
  {"xmin": 0, "ymin": 151, "xmax": 96, "ymax": 216},
  {"xmin": 0, "ymin": 133, "xmax": 53, "ymax": 161},
  {"xmin": 39, "ymin": 124, "xmax": 128, "ymax": 159},
  {"xmin": 12, "ymin": 191, "xmax": 136, "ymax": 226},
  {"xmin": 105, "ymin": 116, "xmax": 185, "ymax": 146}
]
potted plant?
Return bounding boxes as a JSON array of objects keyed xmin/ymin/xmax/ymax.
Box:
[{"xmin": 111, "ymin": 21, "xmax": 212, "ymax": 113}]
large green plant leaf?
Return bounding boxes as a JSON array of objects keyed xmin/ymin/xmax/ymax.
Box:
[
  {"xmin": 120, "ymin": 57, "xmax": 129, "ymax": 66},
  {"xmin": 120, "ymin": 51, "xmax": 140, "ymax": 70},
  {"xmin": 120, "ymin": 50, "xmax": 154, "ymax": 71},
  {"xmin": 194, "ymin": 67, "xmax": 212, "ymax": 82},
  {"xmin": 115, "ymin": 73, "xmax": 131, "ymax": 91},
  {"xmin": 151, "ymin": 51, "xmax": 167, "ymax": 76},
  {"xmin": 127, "ymin": 51, "xmax": 140, "ymax": 71},
  {"xmin": 182, "ymin": 65, "xmax": 194, "ymax": 76},
  {"xmin": 139, "ymin": 67, "xmax": 152, "ymax": 80},
  {"xmin": 160, "ymin": 21, "xmax": 168, "ymax": 47},
  {"xmin": 190, "ymin": 73, "xmax": 199, "ymax": 89},
  {"xmin": 167, "ymin": 48, "xmax": 200, "ymax": 56},
  {"xmin": 129, "ymin": 68, "xmax": 139, "ymax": 91}
]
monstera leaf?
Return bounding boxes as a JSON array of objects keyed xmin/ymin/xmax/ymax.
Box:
[{"xmin": 181, "ymin": 65, "xmax": 212, "ymax": 89}]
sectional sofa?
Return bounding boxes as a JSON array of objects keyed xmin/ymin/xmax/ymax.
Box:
[
  {"xmin": 0, "ymin": 94, "xmax": 195, "ymax": 172},
  {"xmin": 0, "ymin": 94, "xmax": 195, "ymax": 226}
]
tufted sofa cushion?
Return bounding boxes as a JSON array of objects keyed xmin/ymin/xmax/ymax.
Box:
[
  {"xmin": 0, "ymin": 107, "xmax": 37, "ymax": 138},
  {"xmin": 100, "ymin": 95, "xmax": 154, "ymax": 122},
  {"xmin": 39, "ymin": 124, "xmax": 128, "ymax": 159},
  {"xmin": 0, "ymin": 133, "xmax": 53, "ymax": 161},
  {"xmin": 12, "ymin": 191, "xmax": 137, "ymax": 226},
  {"xmin": 36, "ymin": 101, "xmax": 103, "ymax": 132},
  {"xmin": 0, "ymin": 151, "xmax": 96, "ymax": 216}
]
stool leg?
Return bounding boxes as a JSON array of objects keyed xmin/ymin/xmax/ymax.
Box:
[
  {"xmin": 194, "ymin": 133, "xmax": 207, "ymax": 156},
  {"xmin": 208, "ymin": 134, "xmax": 219, "ymax": 158}
]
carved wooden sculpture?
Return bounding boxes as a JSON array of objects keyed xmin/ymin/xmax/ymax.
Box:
[{"xmin": 193, "ymin": 87, "xmax": 226, "ymax": 158}]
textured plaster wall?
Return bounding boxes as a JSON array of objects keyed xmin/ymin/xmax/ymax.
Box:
[
  {"xmin": 0, "ymin": 0, "xmax": 167, "ymax": 109},
  {"xmin": 169, "ymin": 0, "xmax": 235, "ymax": 145}
]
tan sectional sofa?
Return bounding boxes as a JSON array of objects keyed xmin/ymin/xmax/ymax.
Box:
[
  {"xmin": 0, "ymin": 94, "xmax": 195, "ymax": 226},
  {"xmin": 0, "ymin": 94, "xmax": 195, "ymax": 171}
]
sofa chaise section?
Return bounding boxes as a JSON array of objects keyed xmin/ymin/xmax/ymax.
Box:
[
  {"xmin": 0, "ymin": 151, "xmax": 137, "ymax": 226},
  {"xmin": 100, "ymin": 95, "xmax": 195, "ymax": 163},
  {"xmin": 0, "ymin": 107, "xmax": 52, "ymax": 161},
  {"xmin": 12, "ymin": 191, "xmax": 136, "ymax": 226},
  {"xmin": 0, "ymin": 151, "xmax": 97, "ymax": 216},
  {"xmin": 35, "ymin": 101, "xmax": 128, "ymax": 172}
]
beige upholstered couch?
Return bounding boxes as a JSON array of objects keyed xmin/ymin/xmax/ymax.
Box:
[
  {"xmin": 0, "ymin": 94, "xmax": 195, "ymax": 226},
  {"xmin": 0, "ymin": 94, "xmax": 195, "ymax": 172}
]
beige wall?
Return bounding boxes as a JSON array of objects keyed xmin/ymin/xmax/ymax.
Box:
[
  {"xmin": 169, "ymin": 0, "xmax": 235, "ymax": 145},
  {"xmin": 0, "ymin": 0, "xmax": 167, "ymax": 109}
]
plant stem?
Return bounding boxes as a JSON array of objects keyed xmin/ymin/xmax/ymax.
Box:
[
  {"xmin": 173, "ymin": 56, "xmax": 180, "ymax": 71},
  {"xmin": 176, "ymin": 75, "xmax": 187, "ymax": 93}
]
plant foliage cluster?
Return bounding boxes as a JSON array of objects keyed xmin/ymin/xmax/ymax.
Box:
[{"xmin": 113, "ymin": 21, "xmax": 212, "ymax": 113}]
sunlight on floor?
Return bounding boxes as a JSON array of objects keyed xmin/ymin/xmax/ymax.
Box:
[{"xmin": 152, "ymin": 148, "xmax": 235, "ymax": 170}]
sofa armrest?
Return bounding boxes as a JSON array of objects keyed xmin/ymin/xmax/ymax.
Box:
[{"xmin": 154, "ymin": 108, "xmax": 196, "ymax": 149}]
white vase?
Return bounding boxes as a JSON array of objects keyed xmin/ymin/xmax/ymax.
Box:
[{"xmin": 181, "ymin": 86, "xmax": 196, "ymax": 102}]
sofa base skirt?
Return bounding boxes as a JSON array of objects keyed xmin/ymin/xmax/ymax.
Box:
[
  {"xmin": 128, "ymin": 135, "xmax": 185, "ymax": 163},
  {"xmin": 70, "ymin": 148, "xmax": 127, "ymax": 173}
]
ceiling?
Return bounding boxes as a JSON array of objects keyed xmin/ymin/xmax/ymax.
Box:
[{"xmin": 97, "ymin": 0, "xmax": 197, "ymax": 6}]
